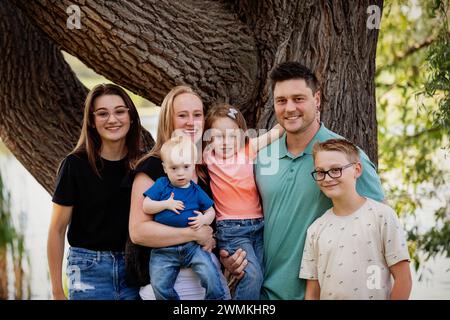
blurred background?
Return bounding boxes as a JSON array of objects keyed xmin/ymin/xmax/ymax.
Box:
[{"xmin": 0, "ymin": 0, "xmax": 448, "ymax": 299}]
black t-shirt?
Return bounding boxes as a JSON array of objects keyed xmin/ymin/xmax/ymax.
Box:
[{"xmin": 52, "ymin": 153, "xmax": 133, "ymax": 252}]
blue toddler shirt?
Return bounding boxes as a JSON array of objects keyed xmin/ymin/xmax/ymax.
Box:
[{"xmin": 143, "ymin": 177, "xmax": 214, "ymax": 228}]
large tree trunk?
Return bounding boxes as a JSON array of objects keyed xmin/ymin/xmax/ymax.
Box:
[
  {"xmin": 0, "ymin": 1, "xmax": 87, "ymax": 194},
  {"xmin": 2, "ymin": 0, "xmax": 382, "ymax": 192},
  {"xmin": 233, "ymin": 0, "xmax": 382, "ymax": 163},
  {"xmin": 15, "ymin": 0, "xmax": 260, "ymax": 114},
  {"xmin": 0, "ymin": 1, "xmax": 153, "ymax": 193}
]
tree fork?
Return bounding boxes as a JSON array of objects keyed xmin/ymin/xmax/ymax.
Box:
[
  {"xmin": 15, "ymin": 0, "xmax": 260, "ymax": 115},
  {"xmin": 0, "ymin": 1, "xmax": 88, "ymax": 193},
  {"xmin": 2, "ymin": 1, "xmax": 383, "ymax": 194}
]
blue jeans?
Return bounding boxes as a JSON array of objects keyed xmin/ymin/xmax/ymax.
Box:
[
  {"xmin": 66, "ymin": 247, "xmax": 140, "ymax": 300},
  {"xmin": 149, "ymin": 241, "xmax": 230, "ymax": 300},
  {"xmin": 216, "ymin": 218, "xmax": 264, "ymax": 300}
]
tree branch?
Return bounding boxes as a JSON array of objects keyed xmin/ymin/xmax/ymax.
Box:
[
  {"xmin": 15, "ymin": 0, "xmax": 259, "ymax": 111},
  {"xmin": 0, "ymin": 1, "xmax": 87, "ymax": 193},
  {"xmin": 0, "ymin": 2, "xmax": 154, "ymax": 193},
  {"xmin": 405, "ymin": 127, "xmax": 442, "ymax": 140},
  {"xmin": 376, "ymin": 34, "xmax": 442, "ymax": 77}
]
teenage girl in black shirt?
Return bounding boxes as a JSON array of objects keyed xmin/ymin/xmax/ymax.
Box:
[{"xmin": 48, "ymin": 84, "xmax": 142, "ymax": 300}]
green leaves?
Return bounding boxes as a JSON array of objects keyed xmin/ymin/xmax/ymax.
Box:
[
  {"xmin": 377, "ymin": 0, "xmax": 449, "ymax": 268},
  {"xmin": 0, "ymin": 170, "xmax": 29, "ymax": 299},
  {"xmin": 0, "ymin": 173, "xmax": 15, "ymax": 248},
  {"xmin": 424, "ymin": 29, "xmax": 450, "ymax": 135}
]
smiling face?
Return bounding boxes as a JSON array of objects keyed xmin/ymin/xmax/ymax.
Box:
[
  {"xmin": 93, "ymin": 94, "xmax": 131, "ymax": 144},
  {"xmin": 172, "ymin": 93, "xmax": 204, "ymax": 143},
  {"xmin": 273, "ymin": 79, "xmax": 320, "ymax": 135},
  {"xmin": 210, "ymin": 117, "xmax": 241, "ymax": 159},
  {"xmin": 313, "ymin": 150, "xmax": 362, "ymax": 200}
]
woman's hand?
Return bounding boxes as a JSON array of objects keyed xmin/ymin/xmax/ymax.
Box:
[
  {"xmin": 192, "ymin": 225, "xmax": 215, "ymax": 252},
  {"xmin": 192, "ymin": 225, "xmax": 214, "ymax": 247},
  {"xmin": 201, "ymin": 237, "xmax": 216, "ymax": 253},
  {"xmin": 219, "ymin": 248, "xmax": 248, "ymax": 279}
]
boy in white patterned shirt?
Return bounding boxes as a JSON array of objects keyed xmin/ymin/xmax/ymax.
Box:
[{"xmin": 299, "ymin": 139, "xmax": 412, "ymax": 300}]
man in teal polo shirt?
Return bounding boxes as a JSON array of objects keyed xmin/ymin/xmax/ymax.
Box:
[{"xmin": 254, "ymin": 62, "xmax": 384, "ymax": 299}]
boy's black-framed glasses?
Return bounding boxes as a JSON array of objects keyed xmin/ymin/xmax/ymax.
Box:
[{"xmin": 311, "ymin": 163, "xmax": 355, "ymax": 181}]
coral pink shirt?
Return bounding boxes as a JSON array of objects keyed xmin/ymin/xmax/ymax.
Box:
[{"xmin": 204, "ymin": 143, "xmax": 263, "ymax": 221}]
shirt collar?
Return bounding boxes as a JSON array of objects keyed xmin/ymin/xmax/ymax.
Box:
[
  {"xmin": 278, "ymin": 123, "xmax": 331, "ymax": 159},
  {"xmin": 303, "ymin": 123, "xmax": 333, "ymax": 155},
  {"xmin": 278, "ymin": 133, "xmax": 289, "ymax": 159}
]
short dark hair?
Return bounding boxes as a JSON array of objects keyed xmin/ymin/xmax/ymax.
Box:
[{"xmin": 269, "ymin": 61, "xmax": 319, "ymax": 93}]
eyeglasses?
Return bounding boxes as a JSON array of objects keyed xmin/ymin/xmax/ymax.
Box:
[
  {"xmin": 93, "ymin": 107, "xmax": 129, "ymax": 121},
  {"xmin": 311, "ymin": 163, "xmax": 355, "ymax": 181}
]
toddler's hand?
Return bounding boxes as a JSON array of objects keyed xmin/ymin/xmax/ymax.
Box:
[
  {"xmin": 188, "ymin": 210, "xmax": 207, "ymax": 230},
  {"xmin": 165, "ymin": 192, "xmax": 184, "ymax": 214}
]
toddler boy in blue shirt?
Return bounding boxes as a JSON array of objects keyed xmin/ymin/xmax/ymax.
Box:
[{"xmin": 143, "ymin": 136, "xmax": 229, "ymax": 300}]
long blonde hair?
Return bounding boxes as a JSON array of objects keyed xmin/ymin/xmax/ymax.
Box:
[{"xmin": 136, "ymin": 85, "xmax": 207, "ymax": 182}]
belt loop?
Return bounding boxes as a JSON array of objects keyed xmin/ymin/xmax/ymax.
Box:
[{"xmin": 97, "ymin": 251, "xmax": 100, "ymax": 262}]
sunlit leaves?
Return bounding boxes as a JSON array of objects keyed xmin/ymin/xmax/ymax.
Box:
[{"xmin": 377, "ymin": 0, "xmax": 449, "ymax": 267}]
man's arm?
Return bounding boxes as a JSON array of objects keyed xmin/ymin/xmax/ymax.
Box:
[
  {"xmin": 389, "ymin": 260, "xmax": 412, "ymax": 300},
  {"xmin": 249, "ymin": 123, "xmax": 284, "ymax": 153},
  {"xmin": 357, "ymin": 150, "xmax": 385, "ymax": 202}
]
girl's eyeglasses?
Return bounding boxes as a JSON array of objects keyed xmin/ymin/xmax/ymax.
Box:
[{"xmin": 93, "ymin": 107, "xmax": 129, "ymax": 121}]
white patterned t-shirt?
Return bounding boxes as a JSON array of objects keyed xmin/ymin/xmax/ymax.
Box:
[{"xmin": 299, "ymin": 198, "xmax": 410, "ymax": 300}]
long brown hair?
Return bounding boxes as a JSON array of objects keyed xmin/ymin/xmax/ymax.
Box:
[
  {"xmin": 136, "ymin": 85, "xmax": 207, "ymax": 183},
  {"xmin": 72, "ymin": 83, "xmax": 142, "ymax": 176}
]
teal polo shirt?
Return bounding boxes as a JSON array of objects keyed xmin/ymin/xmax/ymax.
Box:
[{"xmin": 255, "ymin": 124, "xmax": 384, "ymax": 300}]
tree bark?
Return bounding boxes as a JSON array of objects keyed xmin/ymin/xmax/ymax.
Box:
[
  {"xmin": 15, "ymin": 0, "xmax": 260, "ymax": 113},
  {"xmin": 0, "ymin": 1, "xmax": 87, "ymax": 193},
  {"xmin": 0, "ymin": 2, "xmax": 154, "ymax": 193},
  {"xmin": 232, "ymin": 0, "xmax": 382, "ymax": 165},
  {"xmin": 2, "ymin": 0, "xmax": 382, "ymax": 192}
]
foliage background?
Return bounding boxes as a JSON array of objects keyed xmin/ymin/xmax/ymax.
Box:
[{"xmin": 376, "ymin": 0, "xmax": 449, "ymax": 270}]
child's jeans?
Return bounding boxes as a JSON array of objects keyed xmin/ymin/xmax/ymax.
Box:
[
  {"xmin": 216, "ymin": 218, "xmax": 264, "ymax": 300},
  {"xmin": 66, "ymin": 247, "xmax": 140, "ymax": 300},
  {"xmin": 149, "ymin": 241, "xmax": 230, "ymax": 300}
]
